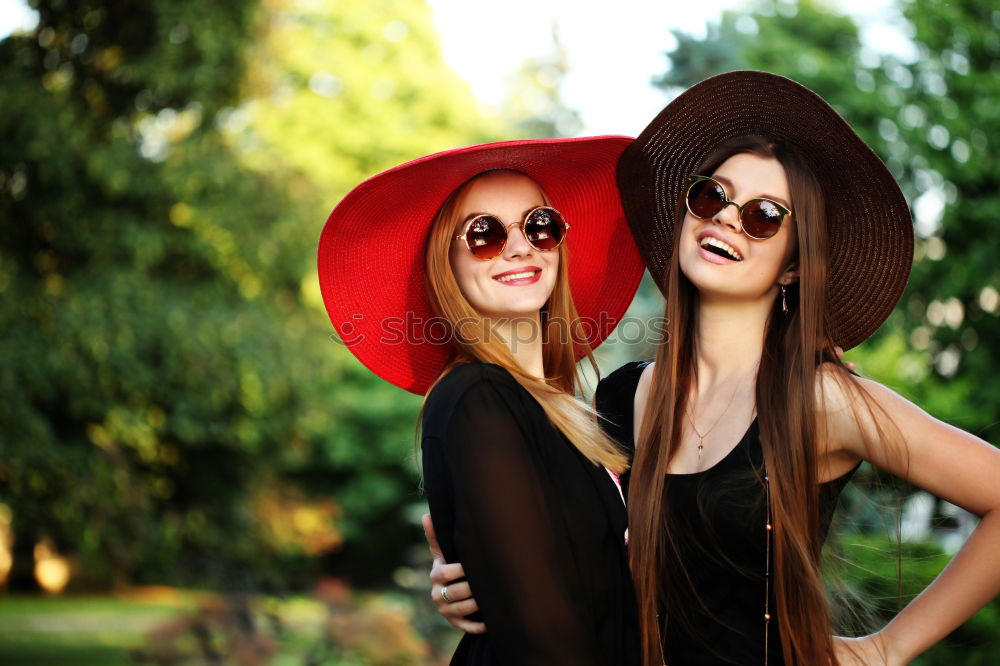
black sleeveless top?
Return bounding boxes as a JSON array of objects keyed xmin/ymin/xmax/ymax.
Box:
[{"xmin": 596, "ymin": 361, "xmax": 858, "ymax": 666}]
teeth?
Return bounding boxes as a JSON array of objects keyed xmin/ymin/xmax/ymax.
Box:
[
  {"xmin": 495, "ymin": 270, "xmax": 537, "ymax": 282},
  {"xmin": 700, "ymin": 237, "xmax": 743, "ymax": 261}
]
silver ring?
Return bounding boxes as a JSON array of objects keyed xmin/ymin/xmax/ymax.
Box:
[{"xmin": 441, "ymin": 585, "xmax": 452, "ymax": 603}]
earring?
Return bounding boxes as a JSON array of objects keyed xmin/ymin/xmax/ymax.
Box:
[{"xmin": 781, "ymin": 284, "xmax": 788, "ymax": 314}]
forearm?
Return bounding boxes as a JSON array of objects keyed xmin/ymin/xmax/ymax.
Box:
[{"xmin": 879, "ymin": 509, "xmax": 1000, "ymax": 664}]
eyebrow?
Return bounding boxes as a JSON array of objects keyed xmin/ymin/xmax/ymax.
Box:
[
  {"xmin": 461, "ymin": 206, "xmax": 543, "ymax": 223},
  {"xmin": 713, "ymin": 174, "xmax": 792, "ymax": 211}
]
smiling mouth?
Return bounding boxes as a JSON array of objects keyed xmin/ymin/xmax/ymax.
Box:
[
  {"xmin": 700, "ymin": 237, "xmax": 743, "ymax": 261},
  {"xmin": 493, "ymin": 269, "xmax": 540, "ymax": 283}
]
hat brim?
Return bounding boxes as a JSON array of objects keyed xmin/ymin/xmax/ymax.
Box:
[
  {"xmin": 319, "ymin": 137, "xmax": 645, "ymax": 394},
  {"xmin": 618, "ymin": 70, "xmax": 914, "ymax": 349}
]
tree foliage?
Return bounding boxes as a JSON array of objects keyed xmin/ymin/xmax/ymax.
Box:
[
  {"xmin": 501, "ymin": 24, "xmax": 582, "ymax": 139},
  {"xmin": 0, "ymin": 0, "xmax": 508, "ymax": 590}
]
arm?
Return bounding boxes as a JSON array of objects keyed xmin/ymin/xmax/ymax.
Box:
[
  {"xmin": 422, "ymin": 513, "xmax": 485, "ymax": 633},
  {"xmin": 424, "ymin": 379, "xmax": 602, "ymax": 666},
  {"xmin": 821, "ymin": 370, "xmax": 1000, "ymax": 665}
]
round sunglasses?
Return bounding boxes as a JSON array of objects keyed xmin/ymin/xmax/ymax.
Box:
[
  {"xmin": 454, "ymin": 206, "xmax": 570, "ymax": 260},
  {"xmin": 685, "ymin": 175, "xmax": 791, "ymax": 240}
]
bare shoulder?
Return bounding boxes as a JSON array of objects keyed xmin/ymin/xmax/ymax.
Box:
[
  {"xmin": 813, "ymin": 362, "xmax": 895, "ymax": 427},
  {"xmin": 635, "ymin": 361, "xmax": 655, "ymax": 397},
  {"xmin": 634, "ymin": 362, "xmax": 655, "ymax": 415},
  {"xmin": 813, "ymin": 362, "xmax": 861, "ymax": 415},
  {"xmin": 813, "ymin": 363, "xmax": 931, "ymax": 472},
  {"xmin": 815, "ymin": 364, "xmax": 1000, "ymax": 514},
  {"xmin": 632, "ymin": 362, "xmax": 656, "ymax": 448},
  {"xmin": 813, "ymin": 362, "xmax": 879, "ymax": 477},
  {"xmin": 815, "ymin": 362, "xmax": 919, "ymax": 424}
]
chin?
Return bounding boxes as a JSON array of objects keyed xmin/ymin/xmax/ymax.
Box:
[
  {"xmin": 486, "ymin": 301, "xmax": 550, "ymax": 319},
  {"xmin": 682, "ymin": 265, "xmax": 747, "ymax": 300},
  {"xmin": 488, "ymin": 285, "xmax": 554, "ymax": 315},
  {"xmin": 690, "ymin": 274, "xmax": 776, "ymax": 304}
]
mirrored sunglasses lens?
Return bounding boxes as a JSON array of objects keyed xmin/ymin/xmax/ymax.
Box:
[
  {"xmin": 687, "ymin": 180, "xmax": 726, "ymax": 218},
  {"xmin": 741, "ymin": 200, "xmax": 784, "ymax": 239},
  {"xmin": 524, "ymin": 208, "xmax": 565, "ymax": 250},
  {"xmin": 466, "ymin": 216, "xmax": 507, "ymax": 258}
]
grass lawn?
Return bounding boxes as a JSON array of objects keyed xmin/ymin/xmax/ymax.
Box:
[
  {"xmin": 0, "ymin": 588, "xmax": 437, "ymax": 666},
  {"xmin": 0, "ymin": 589, "xmax": 196, "ymax": 666}
]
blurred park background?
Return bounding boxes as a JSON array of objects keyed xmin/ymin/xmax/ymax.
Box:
[{"xmin": 0, "ymin": 0, "xmax": 998, "ymax": 663}]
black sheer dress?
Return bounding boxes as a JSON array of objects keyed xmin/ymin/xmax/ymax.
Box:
[
  {"xmin": 596, "ymin": 361, "xmax": 858, "ymax": 666},
  {"xmin": 422, "ymin": 361, "xmax": 641, "ymax": 666}
]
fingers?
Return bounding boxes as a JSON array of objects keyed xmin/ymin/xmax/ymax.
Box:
[
  {"xmin": 439, "ymin": 595, "xmax": 480, "ymax": 619},
  {"xmin": 434, "ymin": 581, "xmax": 477, "ymax": 616},
  {"xmin": 433, "ymin": 582, "xmax": 484, "ymax": 633},
  {"xmin": 435, "ymin": 580, "xmax": 473, "ymax": 603},
  {"xmin": 422, "ymin": 513, "xmax": 487, "ymax": 634},
  {"xmin": 450, "ymin": 617, "xmax": 488, "ymax": 634},
  {"xmin": 430, "ymin": 560, "xmax": 465, "ymax": 586},
  {"xmin": 421, "ymin": 513, "xmax": 444, "ymax": 561}
]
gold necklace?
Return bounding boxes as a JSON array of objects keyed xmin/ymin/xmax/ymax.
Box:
[{"xmin": 685, "ymin": 380, "xmax": 742, "ymax": 460}]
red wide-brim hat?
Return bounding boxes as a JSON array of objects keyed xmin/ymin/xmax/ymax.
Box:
[{"xmin": 318, "ymin": 137, "xmax": 645, "ymax": 395}]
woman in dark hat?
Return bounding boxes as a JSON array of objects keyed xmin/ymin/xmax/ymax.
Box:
[
  {"xmin": 606, "ymin": 70, "xmax": 1000, "ymax": 665},
  {"xmin": 318, "ymin": 137, "xmax": 644, "ymax": 665},
  {"xmin": 431, "ymin": 72, "xmax": 1000, "ymax": 666}
]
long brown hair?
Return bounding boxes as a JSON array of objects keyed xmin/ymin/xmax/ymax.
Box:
[
  {"xmin": 422, "ymin": 169, "xmax": 629, "ymax": 473},
  {"xmin": 628, "ymin": 136, "xmax": 884, "ymax": 664}
]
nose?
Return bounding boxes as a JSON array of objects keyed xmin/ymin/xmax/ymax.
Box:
[
  {"xmin": 501, "ymin": 222, "xmax": 534, "ymax": 258},
  {"xmin": 714, "ymin": 201, "xmax": 742, "ymax": 233}
]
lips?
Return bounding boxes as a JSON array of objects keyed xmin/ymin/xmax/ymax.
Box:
[
  {"xmin": 697, "ymin": 230, "xmax": 744, "ymax": 262},
  {"xmin": 493, "ymin": 266, "xmax": 542, "ymax": 285}
]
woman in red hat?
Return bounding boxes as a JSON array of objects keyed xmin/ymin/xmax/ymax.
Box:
[
  {"xmin": 432, "ymin": 72, "xmax": 1000, "ymax": 666},
  {"xmin": 319, "ymin": 137, "xmax": 645, "ymax": 665}
]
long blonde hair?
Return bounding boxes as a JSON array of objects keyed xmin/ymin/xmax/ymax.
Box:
[{"xmin": 422, "ymin": 169, "xmax": 629, "ymax": 473}]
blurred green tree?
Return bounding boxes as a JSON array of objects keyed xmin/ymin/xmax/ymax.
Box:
[
  {"xmin": 0, "ymin": 0, "xmax": 506, "ymax": 590},
  {"xmin": 501, "ymin": 23, "xmax": 582, "ymax": 138},
  {"xmin": 872, "ymin": 0, "xmax": 1000, "ymax": 438},
  {"xmin": 235, "ymin": 0, "xmax": 509, "ymax": 585}
]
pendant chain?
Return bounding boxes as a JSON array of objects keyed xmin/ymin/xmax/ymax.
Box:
[
  {"xmin": 763, "ymin": 471, "xmax": 772, "ymax": 666},
  {"xmin": 685, "ymin": 381, "xmax": 742, "ymax": 460}
]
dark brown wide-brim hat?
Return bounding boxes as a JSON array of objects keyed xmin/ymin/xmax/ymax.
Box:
[{"xmin": 618, "ymin": 70, "xmax": 914, "ymax": 350}]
